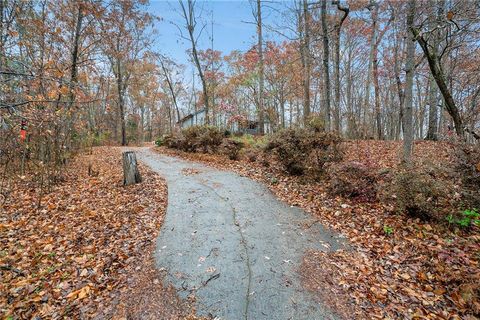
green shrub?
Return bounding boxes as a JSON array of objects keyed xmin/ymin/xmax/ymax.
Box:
[
  {"xmin": 155, "ymin": 136, "xmax": 165, "ymax": 146},
  {"xmin": 231, "ymin": 134, "xmax": 267, "ymax": 149},
  {"xmin": 264, "ymin": 128, "xmax": 343, "ymax": 175}
]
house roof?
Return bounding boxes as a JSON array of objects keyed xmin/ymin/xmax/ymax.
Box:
[{"xmin": 177, "ymin": 108, "xmax": 206, "ymax": 124}]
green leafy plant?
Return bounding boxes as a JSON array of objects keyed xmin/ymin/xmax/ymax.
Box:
[
  {"xmin": 155, "ymin": 136, "xmax": 165, "ymax": 146},
  {"xmin": 383, "ymin": 225, "xmax": 394, "ymax": 236},
  {"xmin": 446, "ymin": 209, "xmax": 480, "ymax": 228}
]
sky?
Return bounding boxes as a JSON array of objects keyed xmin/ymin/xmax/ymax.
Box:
[{"xmin": 148, "ymin": 0, "xmax": 292, "ymax": 68}]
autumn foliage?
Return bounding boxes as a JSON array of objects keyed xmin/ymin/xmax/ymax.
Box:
[
  {"xmin": 155, "ymin": 140, "xmax": 480, "ymax": 319},
  {"xmin": 0, "ymin": 148, "xmax": 192, "ymax": 318},
  {"xmin": 264, "ymin": 128, "xmax": 343, "ymax": 175}
]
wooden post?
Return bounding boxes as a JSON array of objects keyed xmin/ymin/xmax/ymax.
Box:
[{"xmin": 122, "ymin": 151, "xmax": 142, "ymax": 186}]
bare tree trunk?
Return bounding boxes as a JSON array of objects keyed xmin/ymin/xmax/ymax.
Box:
[
  {"xmin": 179, "ymin": 0, "xmax": 210, "ymax": 124},
  {"xmin": 362, "ymin": 1, "xmax": 378, "ymax": 138},
  {"xmin": 65, "ymin": 4, "xmax": 84, "ymax": 149},
  {"xmin": 160, "ymin": 58, "xmax": 181, "ymax": 122},
  {"xmin": 426, "ymin": 74, "xmax": 439, "ymax": 140},
  {"xmin": 321, "ymin": 0, "xmax": 331, "ymax": 131},
  {"xmin": 301, "ymin": 0, "xmax": 311, "ymax": 123},
  {"xmin": 393, "ymin": 11, "xmax": 405, "ymax": 139},
  {"xmin": 345, "ymin": 41, "xmax": 354, "ymax": 138},
  {"xmin": 410, "ymin": 9, "xmax": 464, "ymax": 138},
  {"xmin": 257, "ymin": 0, "xmax": 265, "ymax": 134},
  {"xmin": 333, "ymin": 1, "xmax": 349, "ymax": 133},
  {"xmin": 68, "ymin": 5, "xmax": 83, "ymax": 108},
  {"xmin": 403, "ymin": 0, "xmax": 416, "ymax": 163},
  {"xmin": 373, "ymin": 54, "xmax": 382, "ymax": 139},
  {"xmin": 116, "ymin": 57, "xmax": 127, "ymax": 146},
  {"xmin": 122, "ymin": 151, "xmax": 142, "ymax": 186},
  {"xmin": 425, "ymin": 0, "xmax": 442, "ymax": 140}
]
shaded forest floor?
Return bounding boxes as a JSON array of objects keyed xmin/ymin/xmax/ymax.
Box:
[
  {"xmin": 155, "ymin": 140, "xmax": 480, "ymax": 320},
  {"xmin": 0, "ymin": 147, "xmax": 199, "ymax": 319}
]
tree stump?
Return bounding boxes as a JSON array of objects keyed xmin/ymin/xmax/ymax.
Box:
[{"xmin": 122, "ymin": 151, "xmax": 142, "ymax": 186}]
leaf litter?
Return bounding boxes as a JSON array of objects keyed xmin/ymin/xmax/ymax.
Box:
[
  {"xmin": 1, "ymin": 147, "xmax": 202, "ymax": 319},
  {"xmin": 155, "ymin": 141, "xmax": 479, "ymax": 319}
]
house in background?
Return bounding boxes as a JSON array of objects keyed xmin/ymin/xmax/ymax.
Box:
[
  {"xmin": 177, "ymin": 108, "xmax": 207, "ymax": 129},
  {"xmin": 177, "ymin": 108, "xmax": 271, "ymax": 134}
]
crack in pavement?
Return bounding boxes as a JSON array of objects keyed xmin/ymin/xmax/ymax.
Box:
[
  {"xmin": 193, "ymin": 178, "xmax": 253, "ymax": 320},
  {"xmin": 136, "ymin": 148, "xmax": 346, "ymax": 320}
]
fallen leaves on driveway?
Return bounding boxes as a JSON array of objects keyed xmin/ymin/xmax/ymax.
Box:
[{"xmin": 155, "ymin": 141, "xmax": 480, "ymax": 319}]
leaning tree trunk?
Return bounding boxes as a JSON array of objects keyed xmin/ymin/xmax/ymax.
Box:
[{"xmin": 122, "ymin": 151, "xmax": 142, "ymax": 186}]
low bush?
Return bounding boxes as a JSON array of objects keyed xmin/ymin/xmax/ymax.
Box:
[
  {"xmin": 231, "ymin": 134, "xmax": 267, "ymax": 149},
  {"xmin": 155, "ymin": 136, "xmax": 165, "ymax": 146},
  {"xmin": 455, "ymin": 143, "xmax": 480, "ymax": 207},
  {"xmin": 327, "ymin": 162, "xmax": 379, "ymax": 201},
  {"xmin": 245, "ymin": 149, "xmax": 258, "ymax": 162},
  {"xmin": 380, "ymin": 165, "xmax": 453, "ymax": 221},
  {"xmin": 306, "ymin": 114, "xmax": 325, "ymax": 132},
  {"xmin": 182, "ymin": 126, "xmax": 223, "ymax": 153},
  {"xmin": 220, "ymin": 139, "xmax": 243, "ymax": 160},
  {"xmin": 264, "ymin": 128, "xmax": 343, "ymax": 175},
  {"xmin": 162, "ymin": 133, "xmax": 184, "ymax": 150}
]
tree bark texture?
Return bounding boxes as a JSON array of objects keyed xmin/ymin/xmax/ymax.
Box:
[
  {"xmin": 403, "ymin": 0, "xmax": 416, "ymax": 163},
  {"xmin": 122, "ymin": 151, "xmax": 142, "ymax": 186},
  {"xmin": 321, "ymin": 0, "xmax": 331, "ymax": 131}
]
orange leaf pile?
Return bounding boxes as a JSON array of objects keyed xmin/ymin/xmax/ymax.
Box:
[{"xmin": 0, "ymin": 147, "xmax": 192, "ymax": 319}]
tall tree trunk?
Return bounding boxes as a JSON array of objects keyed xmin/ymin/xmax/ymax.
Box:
[
  {"xmin": 160, "ymin": 59, "xmax": 181, "ymax": 122},
  {"xmin": 333, "ymin": 1, "xmax": 349, "ymax": 133},
  {"xmin": 65, "ymin": 4, "xmax": 84, "ymax": 149},
  {"xmin": 257, "ymin": 0, "xmax": 265, "ymax": 134},
  {"xmin": 321, "ymin": 0, "xmax": 331, "ymax": 131},
  {"xmin": 363, "ymin": 1, "xmax": 378, "ymax": 138},
  {"xmin": 116, "ymin": 61, "xmax": 127, "ymax": 146},
  {"xmin": 373, "ymin": 53, "xmax": 382, "ymax": 139},
  {"xmin": 403, "ymin": 0, "xmax": 416, "ymax": 163},
  {"xmin": 410, "ymin": 9, "xmax": 463, "ymax": 137},
  {"xmin": 393, "ymin": 11, "xmax": 405, "ymax": 139},
  {"xmin": 0, "ymin": 0, "xmax": 4, "ymax": 87},
  {"xmin": 68, "ymin": 4, "xmax": 83, "ymax": 108},
  {"xmin": 180, "ymin": 0, "xmax": 210, "ymax": 124},
  {"xmin": 426, "ymin": 74, "xmax": 439, "ymax": 140},
  {"xmin": 346, "ymin": 41, "xmax": 354, "ymax": 138},
  {"xmin": 425, "ymin": 0, "xmax": 443, "ymax": 140},
  {"xmin": 301, "ymin": 0, "xmax": 311, "ymax": 123}
]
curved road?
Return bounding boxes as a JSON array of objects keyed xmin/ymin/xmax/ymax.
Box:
[{"xmin": 137, "ymin": 148, "xmax": 345, "ymax": 320}]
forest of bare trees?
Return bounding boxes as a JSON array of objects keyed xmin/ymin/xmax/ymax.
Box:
[{"xmin": 1, "ymin": 0, "xmax": 479, "ymax": 173}]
